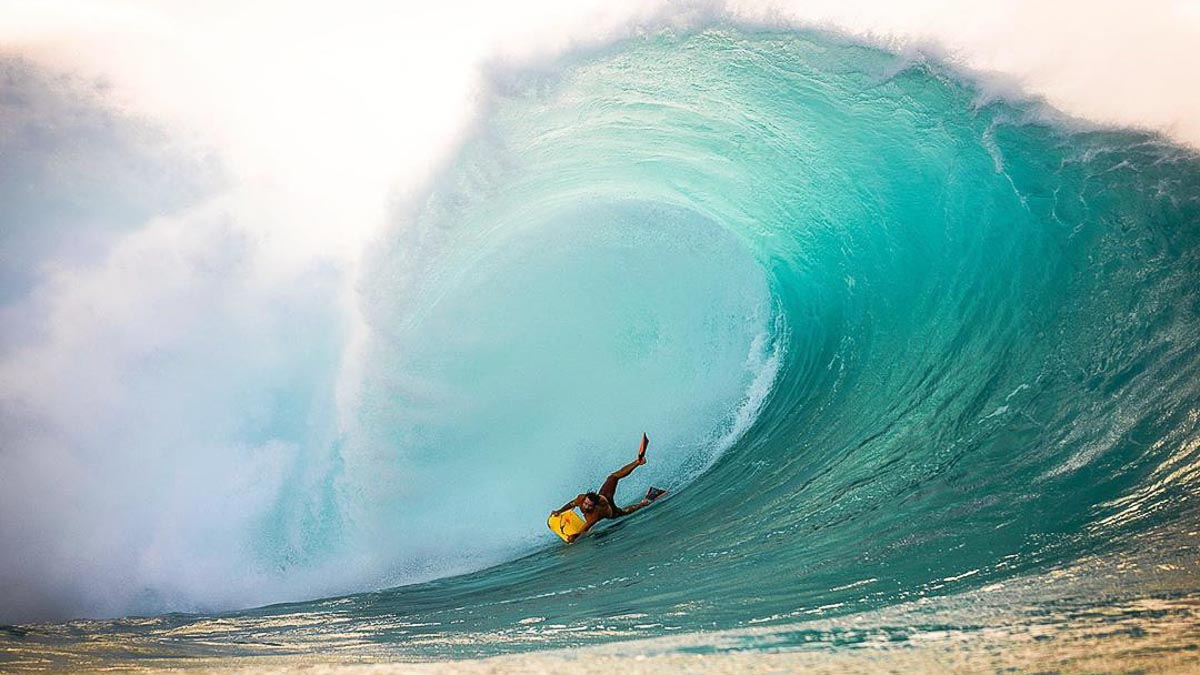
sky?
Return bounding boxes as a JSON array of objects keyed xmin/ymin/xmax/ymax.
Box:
[{"xmin": 0, "ymin": 0, "xmax": 1197, "ymax": 623}]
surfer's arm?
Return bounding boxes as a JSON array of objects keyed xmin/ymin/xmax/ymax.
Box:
[
  {"xmin": 566, "ymin": 517, "xmax": 598, "ymax": 543},
  {"xmin": 552, "ymin": 495, "xmax": 583, "ymax": 516}
]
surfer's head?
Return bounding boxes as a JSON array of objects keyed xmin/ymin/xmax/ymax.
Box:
[{"xmin": 581, "ymin": 492, "xmax": 601, "ymax": 513}]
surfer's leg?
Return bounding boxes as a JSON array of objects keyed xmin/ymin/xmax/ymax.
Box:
[
  {"xmin": 599, "ymin": 458, "xmax": 640, "ymax": 502},
  {"xmin": 598, "ymin": 473, "xmax": 620, "ymax": 501},
  {"xmin": 611, "ymin": 458, "xmax": 641, "ymax": 480},
  {"xmin": 600, "ymin": 438, "xmax": 648, "ymax": 502},
  {"xmin": 617, "ymin": 499, "xmax": 651, "ymax": 516}
]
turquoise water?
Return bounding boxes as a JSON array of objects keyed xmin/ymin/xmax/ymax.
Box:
[{"xmin": 5, "ymin": 27, "xmax": 1200, "ymax": 667}]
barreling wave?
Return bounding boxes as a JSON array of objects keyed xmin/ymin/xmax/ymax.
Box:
[{"xmin": 5, "ymin": 26, "xmax": 1200, "ymax": 665}]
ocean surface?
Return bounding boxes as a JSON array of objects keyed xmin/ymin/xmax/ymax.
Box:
[{"xmin": 3, "ymin": 27, "xmax": 1200, "ymax": 669}]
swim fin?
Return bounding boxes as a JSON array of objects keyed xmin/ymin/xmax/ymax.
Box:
[{"xmin": 645, "ymin": 486, "xmax": 668, "ymax": 502}]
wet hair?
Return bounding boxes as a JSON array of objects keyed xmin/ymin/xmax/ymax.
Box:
[{"xmin": 583, "ymin": 492, "xmax": 601, "ymax": 504}]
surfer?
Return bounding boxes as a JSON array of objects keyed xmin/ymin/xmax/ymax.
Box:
[{"xmin": 549, "ymin": 433, "xmax": 667, "ymax": 542}]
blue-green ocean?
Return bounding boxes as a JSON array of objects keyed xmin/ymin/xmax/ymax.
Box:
[{"xmin": 3, "ymin": 27, "xmax": 1200, "ymax": 669}]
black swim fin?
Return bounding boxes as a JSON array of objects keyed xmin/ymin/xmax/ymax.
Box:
[{"xmin": 645, "ymin": 486, "xmax": 668, "ymax": 502}]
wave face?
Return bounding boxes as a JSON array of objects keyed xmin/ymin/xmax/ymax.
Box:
[{"xmin": 6, "ymin": 27, "xmax": 1200, "ymax": 664}]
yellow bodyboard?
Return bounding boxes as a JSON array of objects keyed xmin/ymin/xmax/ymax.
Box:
[{"xmin": 547, "ymin": 510, "xmax": 587, "ymax": 542}]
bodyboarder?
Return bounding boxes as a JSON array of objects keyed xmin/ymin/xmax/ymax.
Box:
[{"xmin": 549, "ymin": 433, "xmax": 668, "ymax": 542}]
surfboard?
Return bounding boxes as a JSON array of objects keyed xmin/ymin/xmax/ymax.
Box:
[{"xmin": 547, "ymin": 510, "xmax": 587, "ymax": 542}]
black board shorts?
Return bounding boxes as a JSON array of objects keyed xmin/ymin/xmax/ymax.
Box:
[{"xmin": 599, "ymin": 475, "xmax": 624, "ymax": 517}]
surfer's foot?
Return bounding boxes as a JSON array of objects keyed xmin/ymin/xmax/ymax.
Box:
[{"xmin": 638, "ymin": 432, "xmax": 649, "ymax": 465}]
